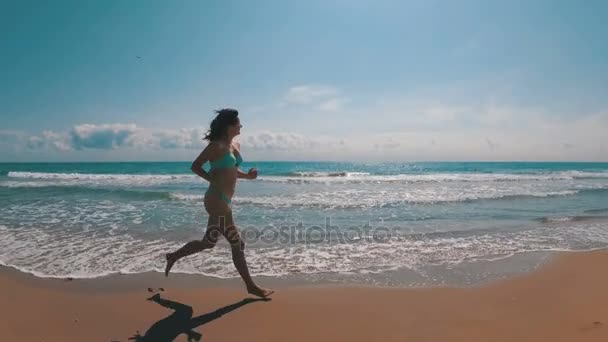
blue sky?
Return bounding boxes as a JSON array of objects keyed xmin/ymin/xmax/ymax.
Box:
[{"xmin": 1, "ymin": 0, "xmax": 607, "ymax": 161}]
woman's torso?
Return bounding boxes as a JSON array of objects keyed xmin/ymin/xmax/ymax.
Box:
[{"xmin": 207, "ymin": 142, "xmax": 242, "ymax": 199}]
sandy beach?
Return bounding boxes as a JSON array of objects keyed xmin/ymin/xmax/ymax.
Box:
[
  {"xmin": 1, "ymin": 250, "xmax": 607, "ymax": 341},
  {"xmin": 3, "ymin": 0, "xmax": 608, "ymax": 340}
]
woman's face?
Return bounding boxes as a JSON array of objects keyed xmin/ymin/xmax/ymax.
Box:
[{"xmin": 227, "ymin": 118, "xmax": 242, "ymax": 137}]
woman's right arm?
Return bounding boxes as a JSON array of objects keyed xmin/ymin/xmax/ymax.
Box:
[{"xmin": 191, "ymin": 144, "xmax": 215, "ymax": 182}]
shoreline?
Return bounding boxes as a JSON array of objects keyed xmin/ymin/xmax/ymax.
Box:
[
  {"xmin": 0, "ymin": 248, "xmax": 558, "ymax": 293},
  {"xmin": 3, "ymin": 250, "xmax": 608, "ymax": 341}
]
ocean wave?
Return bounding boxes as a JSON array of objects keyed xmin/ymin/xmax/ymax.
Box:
[
  {"xmin": 0, "ymin": 187, "xmax": 579, "ymax": 207},
  {"xmin": 0, "ymin": 186, "xmax": 584, "ymax": 207},
  {"xmin": 169, "ymin": 192, "xmax": 205, "ymax": 201},
  {"xmin": 233, "ymin": 190, "xmax": 579, "ymax": 208},
  {"xmin": 5, "ymin": 171, "xmax": 196, "ymax": 187},
  {"xmin": 258, "ymin": 170, "xmax": 608, "ymax": 184},
  {"xmin": 4, "ymin": 170, "xmax": 607, "ymax": 209},
  {"xmin": 7, "ymin": 171, "xmax": 193, "ymax": 181},
  {"xmin": 585, "ymin": 208, "xmax": 608, "ymax": 214},
  {"xmin": 538, "ymin": 215, "xmax": 608, "ymax": 223},
  {"xmin": 6, "ymin": 170, "xmax": 608, "ymax": 187},
  {"xmin": 289, "ymin": 171, "xmax": 371, "ymax": 177},
  {"xmin": 0, "ymin": 183, "xmax": 173, "ymax": 201},
  {"xmin": 164, "ymin": 188, "xmax": 580, "ymax": 206},
  {"xmin": 1, "ymin": 220, "xmax": 608, "ymax": 281},
  {"xmin": 0, "ymin": 182, "xmax": 204, "ymax": 203},
  {"xmin": 108, "ymin": 188, "xmax": 579, "ymax": 206}
]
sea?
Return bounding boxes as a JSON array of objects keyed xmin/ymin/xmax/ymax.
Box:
[{"xmin": 1, "ymin": 161, "xmax": 608, "ymax": 286}]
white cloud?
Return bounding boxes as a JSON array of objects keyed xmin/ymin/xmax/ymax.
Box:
[
  {"xmin": 358, "ymin": 111, "xmax": 607, "ymax": 161},
  {"xmin": 20, "ymin": 124, "xmax": 205, "ymax": 153},
  {"xmin": 70, "ymin": 124, "xmax": 138, "ymax": 150},
  {"xmin": 284, "ymin": 85, "xmax": 339, "ymax": 105},
  {"xmin": 4, "ymin": 120, "xmax": 607, "ymax": 162},
  {"xmin": 150, "ymin": 128, "xmax": 205, "ymax": 150},
  {"xmin": 26, "ymin": 136, "xmax": 44, "ymax": 149},
  {"xmin": 241, "ymin": 131, "xmax": 322, "ymax": 151},
  {"xmin": 319, "ymin": 97, "xmax": 350, "ymax": 112},
  {"xmin": 279, "ymin": 84, "xmax": 352, "ymax": 118},
  {"xmin": 421, "ymin": 105, "xmax": 466, "ymax": 123},
  {"xmin": 27, "ymin": 133, "xmax": 66, "ymax": 152},
  {"xmin": 11, "ymin": 130, "xmax": 71, "ymax": 152},
  {"xmin": 43, "ymin": 131, "xmax": 71, "ymax": 152},
  {"xmin": 237, "ymin": 131, "xmax": 352, "ymax": 161},
  {"xmin": 2, "ymin": 107, "xmax": 607, "ymax": 162}
]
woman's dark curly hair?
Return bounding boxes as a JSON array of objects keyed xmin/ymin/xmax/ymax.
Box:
[{"xmin": 203, "ymin": 108, "xmax": 239, "ymax": 141}]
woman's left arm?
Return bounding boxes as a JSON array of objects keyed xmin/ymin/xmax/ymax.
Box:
[{"xmin": 237, "ymin": 168, "xmax": 257, "ymax": 179}]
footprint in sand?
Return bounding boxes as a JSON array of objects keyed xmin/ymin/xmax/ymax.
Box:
[{"xmin": 580, "ymin": 321, "xmax": 603, "ymax": 332}]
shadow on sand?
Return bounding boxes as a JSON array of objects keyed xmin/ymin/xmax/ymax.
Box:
[{"xmin": 128, "ymin": 293, "xmax": 270, "ymax": 341}]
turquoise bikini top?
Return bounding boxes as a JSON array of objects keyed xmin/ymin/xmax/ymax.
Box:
[{"xmin": 209, "ymin": 151, "xmax": 243, "ymax": 170}]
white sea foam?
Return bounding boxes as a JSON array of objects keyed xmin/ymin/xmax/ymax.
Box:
[
  {"xmin": 166, "ymin": 185, "xmax": 582, "ymax": 207},
  {"xmin": 6, "ymin": 171, "xmax": 196, "ymax": 187},
  {"xmin": 289, "ymin": 171, "xmax": 371, "ymax": 177},
  {"xmin": 259, "ymin": 171, "xmax": 608, "ymax": 184},
  {"xmin": 230, "ymin": 189, "xmax": 579, "ymax": 208},
  {"xmin": 5, "ymin": 170, "xmax": 608, "ymax": 188},
  {"xmin": 1, "ymin": 220, "xmax": 608, "ymax": 280},
  {"xmin": 3, "ymin": 164, "xmax": 608, "ymax": 285},
  {"xmin": 169, "ymin": 192, "xmax": 205, "ymax": 201}
]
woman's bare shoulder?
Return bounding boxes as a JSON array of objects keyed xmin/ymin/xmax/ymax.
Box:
[{"xmin": 207, "ymin": 141, "xmax": 233, "ymax": 158}]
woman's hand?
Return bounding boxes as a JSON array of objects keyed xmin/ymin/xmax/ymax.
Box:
[{"xmin": 247, "ymin": 167, "xmax": 258, "ymax": 180}]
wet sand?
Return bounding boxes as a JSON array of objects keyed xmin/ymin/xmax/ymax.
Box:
[{"xmin": 2, "ymin": 250, "xmax": 608, "ymax": 341}]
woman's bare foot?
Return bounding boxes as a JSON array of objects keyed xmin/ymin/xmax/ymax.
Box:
[
  {"xmin": 164, "ymin": 253, "xmax": 176, "ymax": 277},
  {"xmin": 247, "ymin": 286, "xmax": 275, "ymax": 298}
]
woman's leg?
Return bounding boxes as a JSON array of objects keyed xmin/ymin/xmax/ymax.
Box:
[
  {"xmin": 164, "ymin": 215, "xmax": 220, "ymax": 277},
  {"xmin": 223, "ymin": 211, "xmax": 274, "ymax": 298}
]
